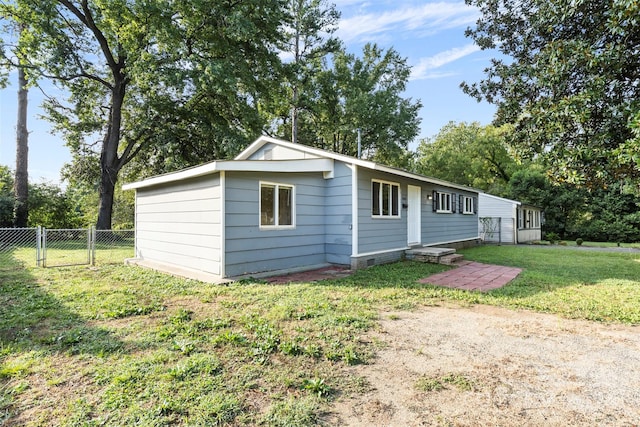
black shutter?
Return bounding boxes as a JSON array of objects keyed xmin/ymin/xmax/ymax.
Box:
[
  {"xmin": 473, "ymin": 196, "xmax": 478, "ymax": 214},
  {"xmin": 432, "ymin": 190, "xmax": 438, "ymax": 212},
  {"xmin": 459, "ymin": 194, "xmax": 464, "ymax": 214},
  {"xmin": 451, "ymin": 193, "xmax": 457, "ymax": 213}
]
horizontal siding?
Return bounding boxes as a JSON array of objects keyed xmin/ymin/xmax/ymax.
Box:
[
  {"xmin": 135, "ymin": 175, "xmax": 221, "ymax": 275},
  {"xmin": 357, "ymin": 168, "xmax": 480, "ymax": 253},
  {"xmin": 224, "ymin": 171, "xmax": 328, "ymax": 277},
  {"xmin": 324, "ymin": 162, "xmax": 352, "ymax": 265},
  {"xmin": 357, "ymin": 169, "xmax": 407, "ymax": 253}
]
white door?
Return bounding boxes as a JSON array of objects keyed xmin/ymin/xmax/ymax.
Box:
[{"xmin": 407, "ymin": 185, "xmax": 421, "ymax": 246}]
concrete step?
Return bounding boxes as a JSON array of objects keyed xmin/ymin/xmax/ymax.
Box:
[{"xmin": 439, "ymin": 253, "xmax": 465, "ymax": 265}]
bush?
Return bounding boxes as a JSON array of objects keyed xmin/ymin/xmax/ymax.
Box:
[
  {"xmin": 545, "ymin": 232, "xmax": 560, "ymax": 244},
  {"xmin": 576, "ymin": 238, "xmax": 584, "ymax": 246}
]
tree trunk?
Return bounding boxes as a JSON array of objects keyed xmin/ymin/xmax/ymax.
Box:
[
  {"xmin": 13, "ymin": 65, "xmax": 29, "ymax": 228},
  {"xmin": 96, "ymin": 80, "xmax": 125, "ymax": 230},
  {"xmin": 291, "ymin": 86, "xmax": 298, "ymax": 144}
]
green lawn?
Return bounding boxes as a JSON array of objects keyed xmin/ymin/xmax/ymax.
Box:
[{"xmin": 1, "ymin": 245, "xmax": 639, "ymax": 425}]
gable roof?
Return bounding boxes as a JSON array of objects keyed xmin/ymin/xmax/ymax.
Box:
[
  {"xmin": 237, "ymin": 136, "xmax": 479, "ymax": 192},
  {"xmin": 123, "ymin": 135, "xmax": 479, "ymax": 193},
  {"xmin": 479, "ymin": 192, "xmax": 521, "ymax": 206}
]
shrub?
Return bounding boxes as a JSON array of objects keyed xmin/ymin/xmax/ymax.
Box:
[
  {"xmin": 576, "ymin": 238, "xmax": 584, "ymax": 246},
  {"xmin": 545, "ymin": 232, "xmax": 560, "ymax": 244}
]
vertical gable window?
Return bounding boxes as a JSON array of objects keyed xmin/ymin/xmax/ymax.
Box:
[
  {"xmin": 372, "ymin": 180, "xmax": 400, "ymax": 218},
  {"xmin": 437, "ymin": 192, "xmax": 453, "ymax": 213},
  {"xmin": 260, "ymin": 182, "xmax": 294, "ymax": 228},
  {"xmin": 462, "ymin": 195, "xmax": 475, "ymax": 214}
]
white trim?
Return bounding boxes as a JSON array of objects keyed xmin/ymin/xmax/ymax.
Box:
[
  {"xmin": 407, "ymin": 185, "xmax": 421, "ymax": 246},
  {"xmin": 124, "ymin": 135, "xmax": 479, "ymax": 194},
  {"xmin": 236, "ymin": 136, "xmax": 480, "ymax": 193},
  {"xmin": 122, "ymin": 158, "xmax": 334, "ymax": 190},
  {"xmin": 479, "ymin": 192, "xmax": 521, "ymax": 206},
  {"xmin": 371, "ymin": 179, "xmax": 401, "ymax": 218},
  {"xmin": 462, "ymin": 195, "xmax": 475, "ymax": 214},
  {"xmin": 219, "ymin": 171, "xmax": 226, "ymax": 278},
  {"xmin": 423, "ymin": 237, "xmax": 480, "ymax": 247},
  {"xmin": 354, "ymin": 246, "xmax": 412, "ymax": 258},
  {"xmin": 351, "ymin": 164, "xmax": 359, "ymax": 257},
  {"xmin": 437, "ymin": 192, "xmax": 453, "ymax": 213},
  {"xmin": 259, "ymin": 181, "xmax": 296, "ymax": 229}
]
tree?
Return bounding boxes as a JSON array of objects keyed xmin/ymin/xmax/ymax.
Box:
[
  {"xmin": 414, "ymin": 122, "xmax": 518, "ymax": 193},
  {"xmin": 13, "ymin": 56, "xmax": 28, "ymax": 228},
  {"xmin": 282, "ymin": 0, "xmax": 340, "ymax": 144},
  {"xmin": 0, "ymin": 166, "xmax": 15, "ymax": 227},
  {"xmin": 462, "ymin": 0, "xmax": 640, "ymax": 188},
  {"xmin": 1, "ymin": 0, "xmax": 287, "ymax": 229},
  {"xmin": 303, "ymin": 44, "xmax": 422, "ymax": 168}
]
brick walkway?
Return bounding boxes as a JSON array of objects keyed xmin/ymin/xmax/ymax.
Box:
[{"xmin": 418, "ymin": 261, "xmax": 522, "ymax": 292}]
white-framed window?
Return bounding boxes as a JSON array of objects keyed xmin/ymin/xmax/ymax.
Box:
[
  {"xmin": 463, "ymin": 195, "xmax": 475, "ymax": 214},
  {"xmin": 372, "ymin": 180, "xmax": 400, "ymax": 218},
  {"xmin": 437, "ymin": 192, "xmax": 453, "ymax": 213},
  {"xmin": 260, "ymin": 182, "xmax": 294, "ymax": 228}
]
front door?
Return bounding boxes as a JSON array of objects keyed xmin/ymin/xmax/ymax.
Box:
[{"xmin": 407, "ymin": 185, "xmax": 421, "ymax": 246}]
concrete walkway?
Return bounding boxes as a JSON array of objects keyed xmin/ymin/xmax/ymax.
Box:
[{"xmin": 418, "ymin": 261, "xmax": 522, "ymax": 292}]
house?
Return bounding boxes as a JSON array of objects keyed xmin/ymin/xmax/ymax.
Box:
[
  {"xmin": 477, "ymin": 193, "xmax": 542, "ymax": 244},
  {"xmin": 122, "ymin": 136, "xmax": 481, "ymax": 282}
]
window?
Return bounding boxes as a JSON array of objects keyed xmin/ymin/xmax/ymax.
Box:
[
  {"xmin": 260, "ymin": 182, "xmax": 294, "ymax": 228},
  {"xmin": 372, "ymin": 180, "xmax": 400, "ymax": 218},
  {"xmin": 462, "ymin": 195, "xmax": 475, "ymax": 214},
  {"xmin": 518, "ymin": 208, "xmax": 524, "ymax": 229},
  {"xmin": 437, "ymin": 192, "xmax": 453, "ymax": 213}
]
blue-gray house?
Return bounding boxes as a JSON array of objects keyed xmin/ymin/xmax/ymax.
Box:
[{"xmin": 122, "ymin": 136, "xmax": 480, "ymax": 282}]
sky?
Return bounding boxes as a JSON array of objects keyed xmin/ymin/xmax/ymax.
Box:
[{"xmin": 0, "ymin": 0, "xmax": 497, "ymax": 184}]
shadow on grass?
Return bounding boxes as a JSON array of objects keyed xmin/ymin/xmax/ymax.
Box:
[{"xmin": 0, "ymin": 251, "xmax": 125, "ymax": 357}]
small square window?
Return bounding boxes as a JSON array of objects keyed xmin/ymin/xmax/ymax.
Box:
[{"xmin": 260, "ymin": 182, "xmax": 294, "ymax": 228}]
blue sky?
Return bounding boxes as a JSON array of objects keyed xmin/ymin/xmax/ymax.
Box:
[{"xmin": 0, "ymin": 0, "xmax": 496, "ymax": 184}]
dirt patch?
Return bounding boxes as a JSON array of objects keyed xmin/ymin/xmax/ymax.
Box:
[{"xmin": 326, "ymin": 305, "xmax": 640, "ymax": 426}]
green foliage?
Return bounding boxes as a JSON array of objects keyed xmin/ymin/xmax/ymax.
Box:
[
  {"xmin": 269, "ymin": 43, "xmax": 421, "ymax": 169},
  {"xmin": 463, "ymin": 0, "xmax": 640, "ymax": 188},
  {"xmin": 414, "ymin": 121, "xmax": 518, "ymax": 193},
  {"xmin": 545, "ymin": 232, "xmax": 561, "ymax": 244},
  {"xmin": 302, "ymin": 377, "xmax": 331, "ymax": 397},
  {"xmin": 0, "ymin": 165, "xmax": 14, "ymax": 227},
  {"xmin": 576, "ymin": 238, "xmax": 584, "ymax": 246},
  {"xmin": 1, "ymin": 0, "xmax": 289, "ymax": 228}
]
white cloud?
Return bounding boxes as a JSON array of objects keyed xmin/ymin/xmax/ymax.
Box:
[
  {"xmin": 411, "ymin": 43, "xmax": 480, "ymax": 80},
  {"xmin": 336, "ymin": 2, "xmax": 479, "ymax": 44}
]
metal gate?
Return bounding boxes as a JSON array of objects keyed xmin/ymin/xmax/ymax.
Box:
[{"xmin": 40, "ymin": 227, "xmax": 93, "ymax": 267}]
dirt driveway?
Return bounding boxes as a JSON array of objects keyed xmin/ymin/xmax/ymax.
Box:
[{"xmin": 326, "ymin": 304, "xmax": 640, "ymax": 426}]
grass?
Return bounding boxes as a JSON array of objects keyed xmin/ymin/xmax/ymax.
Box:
[{"xmin": 1, "ymin": 245, "xmax": 639, "ymax": 425}]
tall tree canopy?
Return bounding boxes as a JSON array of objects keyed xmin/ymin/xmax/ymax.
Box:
[
  {"xmin": 414, "ymin": 122, "xmax": 517, "ymax": 194},
  {"xmin": 462, "ymin": 0, "xmax": 640, "ymax": 188},
  {"xmin": 0, "ymin": 0, "xmax": 286, "ymax": 228},
  {"xmin": 276, "ymin": 0, "xmax": 341, "ymax": 144},
  {"xmin": 299, "ymin": 44, "xmax": 422, "ymax": 168}
]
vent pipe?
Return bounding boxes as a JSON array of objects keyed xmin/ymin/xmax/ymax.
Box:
[{"xmin": 357, "ymin": 128, "xmax": 361, "ymax": 159}]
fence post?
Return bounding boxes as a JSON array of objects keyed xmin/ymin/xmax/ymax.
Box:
[
  {"xmin": 36, "ymin": 226, "xmax": 41, "ymax": 267},
  {"xmin": 90, "ymin": 226, "xmax": 96, "ymax": 266},
  {"xmin": 42, "ymin": 227, "xmax": 47, "ymax": 268}
]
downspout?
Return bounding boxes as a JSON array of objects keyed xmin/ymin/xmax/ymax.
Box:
[{"xmin": 351, "ymin": 164, "xmax": 359, "ymax": 258}]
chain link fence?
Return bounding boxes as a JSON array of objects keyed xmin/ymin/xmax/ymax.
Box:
[
  {"xmin": 0, "ymin": 227, "xmax": 134, "ymax": 268},
  {"xmin": 479, "ymin": 217, "xmax": 502, "ymax": 243},
  {"xmin": 0, "ymin": 228, "xmax": 38, "ymax": 271}
]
